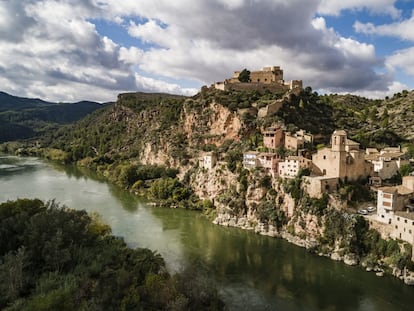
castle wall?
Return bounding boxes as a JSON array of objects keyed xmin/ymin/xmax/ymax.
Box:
[{"xmin": 223, "ymin": 82, "xmax": 289, "ymax": 93}]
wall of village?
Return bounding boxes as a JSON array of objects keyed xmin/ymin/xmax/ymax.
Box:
[
  {"xmin": 258, "ymin": 100, "xmax": 283, "ymax": 118},
  {"xmin": 303, "ymin": 176, "xmax": 339, "ymax": 198}
]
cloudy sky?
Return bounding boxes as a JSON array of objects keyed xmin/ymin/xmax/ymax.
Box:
[{"xmin": 0, "ymin": 0, "xmax": 413, "ymax": 102}]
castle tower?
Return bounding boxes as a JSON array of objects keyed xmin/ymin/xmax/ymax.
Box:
[{"xmin": 331, "ymin": 130, "xmax": 347, "ymax": 152}]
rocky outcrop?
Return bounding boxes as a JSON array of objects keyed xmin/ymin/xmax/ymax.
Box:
[{"xmin": 183, "ymin": 101, "xmax": 242, "ymax": 147}]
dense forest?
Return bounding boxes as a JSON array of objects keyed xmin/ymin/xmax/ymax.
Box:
[{"xmin": 0, "ymin": 199, "xmax": 224, "ymax": 311}]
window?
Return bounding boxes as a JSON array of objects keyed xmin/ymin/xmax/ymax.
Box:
[
  {"xmin": 395, "ymin": 225, "xmax": 398, "ymax": 229},
  {"xmin": 323, "ymin": 155, "xmax": 326, "ymax": 160},
  {"xmin": 397, "ymin": 217, "xmax": 400, "ymax": 221},
  {"xmin": 405, "ymin": 219, "xmax": 407, "ymax": 223}
]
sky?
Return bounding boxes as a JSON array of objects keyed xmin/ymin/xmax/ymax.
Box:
[{"xmin": 1, "ymin": 0, "xmax": 414, "ymax": 102}]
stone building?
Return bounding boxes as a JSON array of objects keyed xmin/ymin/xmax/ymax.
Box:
[
  {"xmin": 284, "ymin": 129, "xmax": 313, "ymax": 152},
  {"xmin": 257, "ymin": 153, "xmax": 281, "ymax": 176},
  {"xmin": 377, "ymin": 176, "xmax": 414, "ymax": 225},
  {"xmin": 366, "ymin": 149, "xmax": 408, "ymax": 180},
  {"xmin": 242, "ymin": 151, "xmax": 281, "ymax": 176},
  {"xmin": 263, "ymin": 126, "xmax": 284, "ymax": 149},
  {"xmin": 302, "ymin": 176, "xmax": 340, "ymax": 198},
  {"xmin": 375, "ymin": 176, "xmax": 414, "ymax": 247},
  {"xmin": 243, "ymin": 151, "xmax": 260, "ymax": 170},
  {"xmin": 312, "ymin": 130, "xmax": 372, "ymax": 181},
  {"xmin": 214, "ymin": 66, "xmax": 302, "ymax": 93},
  {"xmin": 200, "ymin": 152, "xmax": 217, "ymax": 170},
  {"xmin": 278, "ymin": 156, "xmax": 312, "ymax": 178}
]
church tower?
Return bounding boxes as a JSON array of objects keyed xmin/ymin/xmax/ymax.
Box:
[{"xmin": 331, "ymin": 130, "xmax": 347, "ymax": 152}]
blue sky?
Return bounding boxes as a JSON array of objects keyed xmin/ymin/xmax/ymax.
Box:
[{"xmin": 0, "ymin": 0, "xmax": 413, "ymax": 102}]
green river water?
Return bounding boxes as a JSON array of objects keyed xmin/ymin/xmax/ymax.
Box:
[{"xmin": 1, "ymin": 155, "xmax": 414, "ymax": 311}]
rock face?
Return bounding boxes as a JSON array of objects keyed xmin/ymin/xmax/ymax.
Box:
[
  {"xmin": 191, "ymin": 164, "xmax": 238, "ymax": 201},
  {"xmin": 183, "ymin": 101, "xmax": 242, "ymax": 147}
]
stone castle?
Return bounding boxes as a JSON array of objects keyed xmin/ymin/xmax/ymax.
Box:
[{"xmin": 214, "ymin": 66, "xmax": 302, "ymax": 93}]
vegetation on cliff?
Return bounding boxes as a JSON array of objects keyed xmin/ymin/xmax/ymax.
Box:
[{"xmin": 0, "ymin": 199, "xmax": 224, "ymax": 310}]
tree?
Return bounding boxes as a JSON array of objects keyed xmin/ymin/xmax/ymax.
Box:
[
  {"xmin": 238, "ymin": 69, "xmax": 251, "ymax": 83},
  {"xmin": 399, "ymin": 164, "xmax": 413, "ymax": 177}
]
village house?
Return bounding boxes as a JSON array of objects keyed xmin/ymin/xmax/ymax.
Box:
[
  {"xmin": 243, "ymin": 151, "xmax": 260, "ymax": 170},
  {"xmin": 200, "ymin": 152, "xmax": 217, "ymax": 170},
  {"xmin": 284, "ymin": 129, "xmax": 313, "ymax": 152},
  {"xmin": 243, "ymin": 151, "xmax": 281, "ymax": 176},
  {"xmin": 278, "ymin": 156, "xmax": 312, "ymax": 178},
  {"xmin": 263, "ymin": 126, "xmax": 284, "ymax": 150},
  {"xmin": 376, "ymin": 176, "xmax": 414, "ymax": 225},
  {"xmin": 375, "ymin": 176, "xmax": 414, "ymax": 247},
  {"xmin": 258, "ymin": 153, "xmax": 281, "ymax": 176},
  {"xmin": 366, "ymin": 148, "xmax": 408, "ymax": 180}
]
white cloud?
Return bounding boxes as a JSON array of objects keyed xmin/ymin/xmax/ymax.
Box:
[
  {"xmin": 317, "ymin": 0, "xmax": 400, "ymax": 18},
  {"xmin": 386, "ymin": 47, "xmax": 414, "ymax": 76},
  {"xmin": 329, "ymin": 81, "xmax": 408, "ymax": 99},
  {"xmin": 0, "ymin": 0, "xmax": 407, "ymax": 102},
  {"xmin": 354, "ymin": 12, "xmax": 414, "ymax": 41},
  {"xmin": 135, "ymin": 73, "xmax": 197, "ymax": 96}
]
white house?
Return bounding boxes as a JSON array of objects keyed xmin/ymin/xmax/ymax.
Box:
[
  {"xmin": 201, "ymin": 152, "xmax": 217, "ymax": 170},
  {"xmin": 278, "ymin": 156, "xmax": 312, "ymax": 178},
  {"xmin": 377, "ymin": 176, "xmax": 414, "ymax": 225}
]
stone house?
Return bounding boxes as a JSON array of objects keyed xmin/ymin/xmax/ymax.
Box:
[
  {"xmin": 366, "ymin": 150, "xmax": 408, "ymax": 180},
  {"xmin": 311, "ymin": 130, "xmax": 372, "ymax": 181},
  {"xmin": 243, "ymin": 151, "xmax": 260, "ymax": 170},
  {"xmin": 302, "ymin": 176, "xmax": 340, "ymax": 198},
  {"xmin": 278, "ymin": 156, "xmax": 312, "ymax": 178},
  {"xmin": 263, "ymin": 126, "xmax": 284, "ymax": 149},
  {"xmin": 392, "ymin": 211, "xmax": 414, "ymax": 243},
  {"xmin": 284, "ymin": 129, "xmax": 313, "ymax": 152},
  {"xmin": 243, "ymin": 151, "xmax": 281, "ymax": 175},
  {"xmin": 376, "ymin": 176, "xmax": 414, "ymax": 225},
  {"xmin": 257, "ymin": 153, "xmax": 282, "ymax": 176},
  {"xmin": 200, "ymin": 152, "xmax": 217, "ymax": 170}
]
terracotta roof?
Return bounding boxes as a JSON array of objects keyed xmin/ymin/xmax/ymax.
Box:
[{"xmin": 346, "ymin": 139, "xmax": 360, "ymax": 146}]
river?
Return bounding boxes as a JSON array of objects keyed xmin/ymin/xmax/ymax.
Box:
[{"xmin": 1, "ymin": 155, "xmax": 414, "ymax": 311}]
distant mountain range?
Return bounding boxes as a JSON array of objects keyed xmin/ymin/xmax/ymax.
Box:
[{"xmin": 0, "ymin": 91, "xmax": 109, "ymax": 143}]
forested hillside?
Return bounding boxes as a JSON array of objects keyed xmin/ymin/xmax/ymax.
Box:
[{"xmin": 0, "ymin": 91, "xmax": 107, "ymax": 142}]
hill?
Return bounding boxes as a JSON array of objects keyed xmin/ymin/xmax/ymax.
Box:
[
  {"xmin": 0, "ymin": 91, "xmax": 107, "ymax": 142},
  {"xmin": 26, "ymin": 87, "xmax": 414, "ymax": 164},
  {"xmin": 0, "ymin": 91, "xmax": 50, "ymax": 111}
]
